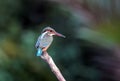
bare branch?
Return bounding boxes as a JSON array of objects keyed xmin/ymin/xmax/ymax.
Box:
[{"xmin": 40, "ymin": 51, "xmax": 66, "ymax": 81}]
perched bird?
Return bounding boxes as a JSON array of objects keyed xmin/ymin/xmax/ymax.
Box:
[{"xmin": 35, "ymin": 27, "xmax": 65, "ymax": 56}]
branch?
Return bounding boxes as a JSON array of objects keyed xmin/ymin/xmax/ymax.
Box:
[{"xmin": 40, "ymin": 51, "xmax": 66, "ymax": 81}]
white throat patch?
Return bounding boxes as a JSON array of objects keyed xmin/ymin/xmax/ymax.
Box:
[{"xmin": 49, "ymin": 33, "xmax": 54, "ymax": 36}]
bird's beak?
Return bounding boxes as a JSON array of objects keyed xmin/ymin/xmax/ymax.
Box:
[{"xmin": 55, "ymin": 32, "xmax": 66, "ymax": 38}]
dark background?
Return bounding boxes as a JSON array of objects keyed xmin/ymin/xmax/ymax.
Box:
[{"xmin": 0, "ymin": 0, "xmax": 120, "ymax": 81}]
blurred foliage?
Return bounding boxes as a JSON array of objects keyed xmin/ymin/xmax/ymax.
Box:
[
  {"xmin": 0, "ymin": 0, "xmax": 120, "ymax": 81},
  {"xmin": 98, "ymin": 19, "xmax": 120, "ymax": 43}
]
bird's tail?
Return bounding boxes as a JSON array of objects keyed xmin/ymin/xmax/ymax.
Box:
[{"xmin": 36, "ymin": 48, "xmax": 42, "ymax": 56}]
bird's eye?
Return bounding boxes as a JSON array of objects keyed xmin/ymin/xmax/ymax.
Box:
[{"xmin": 49, "ymin": 30, "xmax": 52, "ymax": 32}]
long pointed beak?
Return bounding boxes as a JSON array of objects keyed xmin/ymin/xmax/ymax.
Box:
[{"xmin": 55, "ymin": 32, "xmax": 66, "ymax": 38}]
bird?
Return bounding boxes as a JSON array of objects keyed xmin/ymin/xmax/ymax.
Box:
[{"xmin": 35, "ymin": 27, "xmax": 65, "ymax": 56}]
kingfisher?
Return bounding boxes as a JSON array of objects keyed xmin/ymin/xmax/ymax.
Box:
[{"xmin": 35, "ymin": 27, "xmax": 65, "ymax": 56}]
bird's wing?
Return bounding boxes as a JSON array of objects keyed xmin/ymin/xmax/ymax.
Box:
[
  {"xmin": 35, "ymin": 32, "xmax": 53, "ymax": 48},
  {"xmin": 40, "ymin": 39, "xmax": 49, "ymax": 47},
  {"xmin": 35, "ymin": 35, "xmax": 49, "ymax": 48},
  {"xmin": 35, "ymin": 36, "xmax": 41, "ymax": 48},
  {"xmin": 36, "ymin": 31, "xmax": 48, "ymax": 48}
]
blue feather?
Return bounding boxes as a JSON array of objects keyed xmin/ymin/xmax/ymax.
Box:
[{"xmin": 36, "ymin": 48, "xmax": 42, "ymax": 56}]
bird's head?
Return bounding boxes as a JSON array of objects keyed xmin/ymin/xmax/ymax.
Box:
[{"xmin": 42, "ymin": 27, "xmax": 65, "ymax": 38}]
